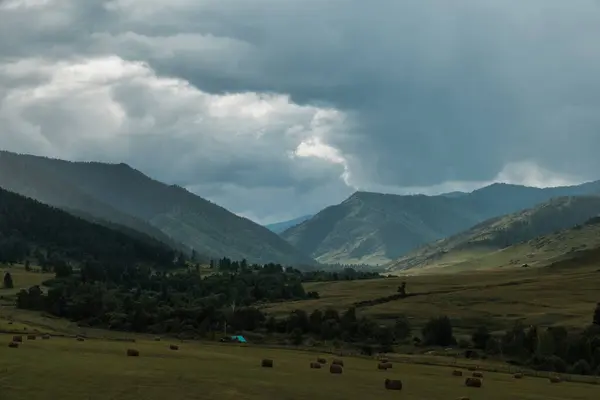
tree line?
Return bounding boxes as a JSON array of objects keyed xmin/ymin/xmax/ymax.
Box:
[{"xmin": 420, "ymin": 308, "xmax": 600, "ymax": 376}]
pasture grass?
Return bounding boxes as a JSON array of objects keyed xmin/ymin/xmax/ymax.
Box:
[
  {"xmin": 1, "ymin": 334, "xmax": 599, "ymax": 400},
  {"xmin": 264, "ymin": 263, "xmax": 600, "ymax": 333}
]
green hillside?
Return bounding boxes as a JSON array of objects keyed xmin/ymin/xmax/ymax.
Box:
[
  {"xmin": 388, "ymin": 199, "xmax": 600, "ymax": 273},
  {"xmin": 0, "ymin": 151, "xmax": 315, "ymax": 266},
  {"xmin": 282, "ymin": 182, "xmax": 600, "ymax": 266}
]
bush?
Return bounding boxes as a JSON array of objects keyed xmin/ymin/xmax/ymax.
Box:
[
  {"xmin": 422, "ymin": 316, "xmax": 455, "ymax": 346},
  {"xmin": 471, "ymin": 326, "xmax": 491, "ymax": 350},
  {"xmin": 568, "ymin": 359, "xmax": 592, "ymax": 376},
  {"xmin": 527, "ymin": 355, "xmax": 567, "ymax": 373}
]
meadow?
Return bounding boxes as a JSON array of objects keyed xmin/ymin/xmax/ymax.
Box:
[
  {"xmin": 2, "ymin": 261, "xmax": 600, "ymax": 399},
  {"xmin": 1, "ymin": 334, "xmax": 599, "ymax": 400},
  {"xmin": 263, "ymin": 263, "xmax": 600, "ymax": 334}
]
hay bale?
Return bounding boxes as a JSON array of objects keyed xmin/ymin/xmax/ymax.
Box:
[
  {"xmin": 154, "ymin": 337, "xmax": 161, "ymax": 341},
  {"xmin": 514, "ymin": 373, "xmax": 523, "ymax": 379},
  {"xmin": 453, "ymin": 370, "xmax": 463, "ymax": 376},
  {"xmin": 310, "ymin": 362, "xmax": 322, "ymax": 369},
  {"xmin": 472, "ymin": 372, "xmax": 484, "ymax": 378},
  {"xmin": 384, "ymin": 379, "xmax": 403, "ymax": 391},
  {"xmin": 42, "ymin": 334, "xmax": 51, "ymax": 340},
  {"xmin": 381, "ymin": 362, "xmax": 392, "ymax": 369},
  {"xmin": 317, "ymin": 357, "xmax": 327, "ymax": 364},
  {"xmin": 169, "ymin": 344, "xmax": 179, "ymax": 351},
  {"xmin": 12, "ymin": 335, "xmax": 23, "ymax": 343},
  {"xmin": 378, "ymin": 363, "xmax": 388, "ymax": 370},
  {"xmin": 77, "ymin": 337, "xmax": 85, "ymax": 342},
  {"xmin": 126, "ymin": 349, "xmax": 140, "ymax": 357},
  {"xmin": 549, "ymin": 376, "xmax": 562, "ymax": 383},
  {"xmin": 467, "ymin": 366, "xmax": 477, "ymax": 371},
  {"xmin": 261, "ymin": 359, "xmax": 274, "ymax": 368},
  {"xmin": 465, "ymin": 377, "xmax": 482, "ymax": 388},
  {"xmin": 329, "ymin": 364, "xmax": 343, "ymax": 374},
  {"xmin": 27, "ymin": 334, "xmax": 36, "ymax": 340},
  {"xmin": 331, "ymin": 359, "xmax": 344, "ymax": 367},
  {"xmin": 8, "ymin": 342, "xmax": 19, "ymax": 348}
]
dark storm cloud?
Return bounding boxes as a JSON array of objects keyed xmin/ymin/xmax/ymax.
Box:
[{"xmin": 1, "ymin": 0, "xmax": 600, "ymax": 221}]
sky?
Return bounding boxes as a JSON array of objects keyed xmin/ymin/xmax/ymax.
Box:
[{"xmin": 1, "ymin": 0, "xmax": 600, "ymax": 224}]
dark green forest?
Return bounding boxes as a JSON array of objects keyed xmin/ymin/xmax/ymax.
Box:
[{"xmin": 0, "ymin": 187, "xmax": 175, "ymax": 268}]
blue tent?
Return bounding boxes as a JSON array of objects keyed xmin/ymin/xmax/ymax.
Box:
[{"xmin": 231, "ymin": 335, "xmax": 247, "ymax": 343}]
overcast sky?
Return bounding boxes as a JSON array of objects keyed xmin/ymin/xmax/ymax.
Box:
[{"xmin": 1, "ymin": 0, "xmax": 600, "ymax": 224}]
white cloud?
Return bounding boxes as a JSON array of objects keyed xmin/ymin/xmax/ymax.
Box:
[{"xmin": 0, "ymin": 55, "xmax": 352, "ymax": 219}]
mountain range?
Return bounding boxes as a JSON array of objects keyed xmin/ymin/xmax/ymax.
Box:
[
  {"xmin": 281, "ymin": 181, "xmax": 600, "ymax": 265},
  {"xmin": 3, "ymin": 149, "xmax": 600, "ymax": 271},
  {"xmin": 0, "ymin": 151, "xmax": 315, "ymax": 266}
]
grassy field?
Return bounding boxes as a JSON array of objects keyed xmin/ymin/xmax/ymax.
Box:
[
  {"xmin": 1, "ymin": 334, "xmax": 599, "ymax": 400},
  {"xmin": 264, "ymin": 262, "xmax": 600, "ymax": 333}
]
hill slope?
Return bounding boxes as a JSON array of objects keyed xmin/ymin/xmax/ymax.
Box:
[
  {"xmin": 282, "ymin": 181, "xmax": 600, "ymax": 265},
  {"xmin": 0, "ymin": 187, "xmax": 175, "ymax": 267},
  {"xmin": 0, "ymin": 151, "xmax": 314, "ymax": 266},
  {"xmin": 388, "ymin": 196, "xmax": 600, "ymax": 272},
  {"xmin": 265, "ymin": 215, "xmax": 313, "ymax": 234}
]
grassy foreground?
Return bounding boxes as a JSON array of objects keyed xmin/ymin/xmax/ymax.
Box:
[{"xmin": 1, "ymin": 334, "xmax": 599, "ymax": 400}]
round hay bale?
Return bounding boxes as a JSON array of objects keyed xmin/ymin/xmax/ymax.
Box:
[
  {"xmin": 12, "ymin": 335, "xmax": 23, "ymax": 343},
  {"xmin": 465, "ymin": 377, "xmax": 482, "ymax": 388},
  {"xmin": 331, "ymin": 359, "xmax": 344, "ymax": 367},
  {"xmin": 261, "ymin": 359, "xmax": 274, "ymax": 368},
  {"xmin": 514, "ymin": 373, "xmax": 523, "ymax": 379},
  {"xmin": 126, "ymin": 349, "xmax": 140, "ymax": 357},
  {"xmin": 329, "ymin": 364, "xmax": 343, "ymax": 374},
  {"xmin": 381, "ymin": 362, "xmax": 392, "ymax": 369},
  {"xmin": 27, "ymin": 334, "xmax": 36, "ymax": 340},
  {"xmin": 378, "ymin": 363, "xmax": 388, "ymax": 370},
  {"xmin": 42, "ymin": 334, "xmax": 50, "ymax": 340},
  {"xmin": 472, "ymin": 372, "xmax": 484, "ymax": 378},
  {"xmin": 317, "ymin": 357, "xmax": 327, "ymax": 364},
  {"xmin": 384, "ymin": 379, "xmax": 403, "ymax": 391},
  {"xmin": 549, "ymin": 376, "xmax": 562, "ymax": 383},
  {"xmin": 8, "ymin": 342, "xmax": 19, "ymax": 348},
  {"xmin": 169, "ymin": 344, "xmax": 179, "ymax": 351},
  {"xmin": 453, "ymin": 370, "xmax": 463, "ymax": 377},
  {"xmin": 310, "ymin": 362, "xmax": 322, "ymax": 369},
  {"xmin": 77, "ymin": 337, "xmax": 85, "ymax": 342}
]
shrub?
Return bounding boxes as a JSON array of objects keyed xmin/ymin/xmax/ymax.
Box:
[
  {"xmin": 422, "ymin": 316, "xmax": 455, "ymax": 346},
  {"xmin": 471, "ymin": 326, "xmax": 490, "ymax": 350},
  {"xmin": 527, "ymin": 355, "xmax": 567, "ymax": 373},
  {"xmin": 568, "ymin": 359, "xmax": 592, "ymax": 376}
]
